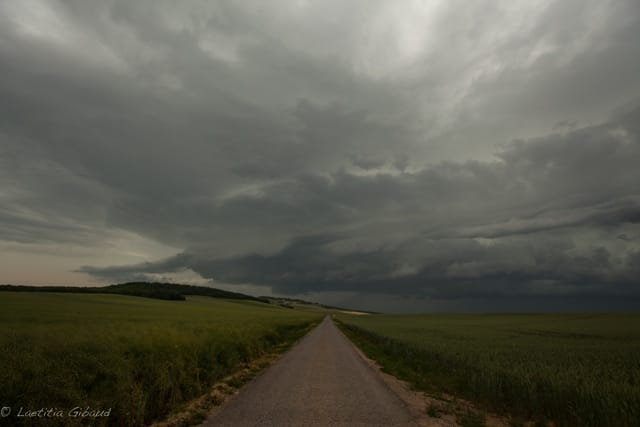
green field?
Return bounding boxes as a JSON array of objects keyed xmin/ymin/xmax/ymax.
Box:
[
  {"xmin": 336, "ymin": 313, "xmax": 640, "ymax": 426},
  {"xmin": 0, "ymin": 292, "xmax": 322, "ymax": 426}
]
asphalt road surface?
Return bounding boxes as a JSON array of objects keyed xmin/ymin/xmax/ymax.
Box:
[{"xmin": 202, "ymin": 316, "xmax": 418, "ymax": 427}]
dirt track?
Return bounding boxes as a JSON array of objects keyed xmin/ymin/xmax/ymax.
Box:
[{"xmin": 201, "ymin": 316, "xmax": 418, "ymax": 426}]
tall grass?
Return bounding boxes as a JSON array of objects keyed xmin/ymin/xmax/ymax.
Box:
[
  {"xmin": 337, "ymin": 313, "xmax": 640, "ymax": 426},
  {"xmin": 0, "ymin": 292, "xmax": 321, "ymax": 426}
]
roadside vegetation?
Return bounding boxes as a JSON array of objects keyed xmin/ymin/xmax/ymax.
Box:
[
  {"xmin": 336, "ymin": 313, "xmax": 640, "ymax": 426},
  {"xmin": 0, "ymin": 292, "xmax": 322, "ymax": 426}
]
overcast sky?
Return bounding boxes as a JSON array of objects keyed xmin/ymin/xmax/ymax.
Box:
[{"xmin": 1, "ymin": 0, "xmax": 640, "ymax": 311}]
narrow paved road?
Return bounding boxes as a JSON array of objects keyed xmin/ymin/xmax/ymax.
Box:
[{"xmin": 202, "ymin": 316, "xmax": 418, "ymax": 427}]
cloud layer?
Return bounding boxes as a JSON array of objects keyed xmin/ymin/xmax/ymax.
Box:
[
  {"xmin": 79, "ymin": 107, "xmax": 640, "ymax": 302},
  {"xmin": 1, "ymin": 0, "xmax": 640, "ymax": 310}
]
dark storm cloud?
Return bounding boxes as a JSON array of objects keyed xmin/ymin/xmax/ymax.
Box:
[
  {"xmin": 80, "ymin": 105, "xmax": 640, "ymax": 303},
  {"xmin": 2, "ymin": 0, "xmax": 640, "ymax": 309}
]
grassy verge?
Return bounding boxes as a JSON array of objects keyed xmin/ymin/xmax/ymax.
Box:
[
  {"xmin": 152, "ymin": 320, "xmax": 319, "ymax": 427},
  {"xmin": 0, "ymin": 292, "xmax": 322, "ymax": 426},
  {"xmin": 336, "ymin": 314, "xmax": 640, "ymax": 427}
]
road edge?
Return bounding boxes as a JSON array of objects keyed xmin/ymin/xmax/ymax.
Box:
[
  {"xmin": 194, "ymin": 316, "xmax": 326, "ymax": 427},
  {"xmin": 332, "ymin": 316, "xmax": 457, "ymax": 427},
  {"xmin": 150, "ymin": 317, "xmax": 323, "ymax": 427}
]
